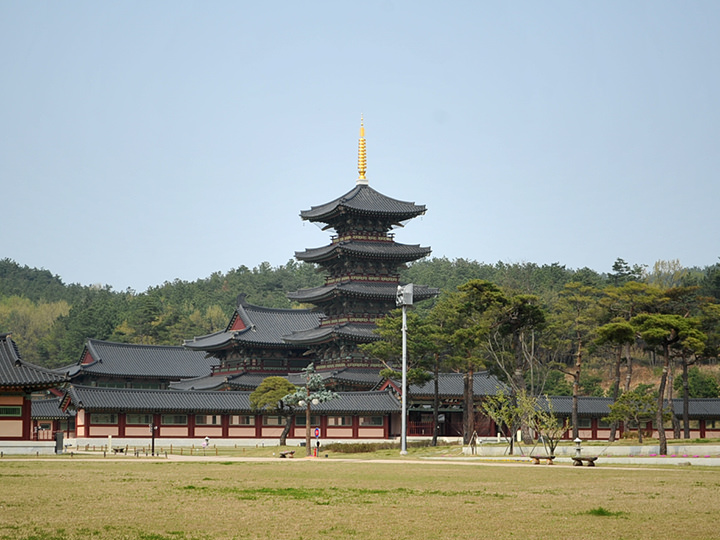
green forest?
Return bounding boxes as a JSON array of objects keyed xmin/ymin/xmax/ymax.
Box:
[{"xmin": 1, "ymin": 256, "xmax": 719, "ymax": 407}]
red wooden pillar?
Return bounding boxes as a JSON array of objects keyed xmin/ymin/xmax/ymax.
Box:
[
  {"xmin": 22, "ymin": 398, "xmax": 32, "ymax": 440},
  {"xmin": 118, "ymin": 413, "xmax": 127, "ymax": 437},
  {"xmin": 320, "ymin": 415, "xmax": 327, "ymax": 439}
]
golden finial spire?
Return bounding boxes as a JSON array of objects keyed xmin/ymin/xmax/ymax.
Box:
[{"xmin": 357, "ymin": 114, "xmax": 368, "ymax": 185}]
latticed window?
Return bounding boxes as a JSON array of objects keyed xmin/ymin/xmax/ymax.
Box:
[
  {"xmin": 263, "ymin": 415, "xmax": 287, "ymax": 426},
  {"xmin": 196, "ymin": 415, "xmax": 221, "ymax": 425},
  {"xmin": 90, "ymin": 413, "xmax": 118, "ymax": 424},
  {"xmin": 230, "ymin": 415, "xmax": 255, "ymax": 426},
  {"xmin": 0, "ymin": 406, "xmax": 21, "ymax": 417},
  {"xmin": 161, "ymin": 414, "xmax": 187, "ymax": 425},
  {"xmin": 295, "ymin": 415, "xmax": 320, "ymax": 426},
  {"xmin": 126, "ymin": 414, "xmax": 153, "ymax": 425}
]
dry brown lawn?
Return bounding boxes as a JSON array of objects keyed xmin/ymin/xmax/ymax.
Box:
[{"xmin": 1, "ymin": 457, "xmax": 719, "ymax": 540}]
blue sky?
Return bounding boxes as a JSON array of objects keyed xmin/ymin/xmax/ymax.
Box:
[{"xmin": 1, "ymin": 1, "xmax": 718, "ymax": 292}]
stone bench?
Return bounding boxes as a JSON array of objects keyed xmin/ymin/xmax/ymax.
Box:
[
  {"xmin": 530, "ymin": 455, "xmax": 555, "ymax": 465},
  {"xmin": 571, "ymin": 456, "xmax": 598, "ymax": 467}
]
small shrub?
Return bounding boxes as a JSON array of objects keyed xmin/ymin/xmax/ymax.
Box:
[
  {"xmin": 585, "ymin": 506, "xmax": 625, "ymax": 517},
  {"xmin": 323, "ymin": 441, "xmax": 432, "ymax": 453}
]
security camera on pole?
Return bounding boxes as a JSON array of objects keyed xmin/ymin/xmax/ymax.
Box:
[{"xmin": 396, "ymin": 283, "xmax": 414, "ymax": 455}]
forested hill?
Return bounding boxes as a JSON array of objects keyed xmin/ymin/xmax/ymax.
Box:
[{"xmin": 1, "ymin": 256, "xmax": 719, "ymax": 370}]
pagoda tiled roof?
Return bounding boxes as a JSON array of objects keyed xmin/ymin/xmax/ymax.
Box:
[
  {"xmin": 0, "ymin": 333, "xmax": 66, "ymax": 390},
  {"xmin": 300, "ymin": 184, "xmax": 426, "ymax": 223},
  {"xmin": 60, "ymin": 384, "xmax": 400, "ymax": 415},
  {"xmin": 295, "ymin": 241, "xmax": 431, "ymax": 264},
  {"xmin": 66, "ymin": 339, "xmax": 217, "ymax": 380},
  {"xmin": 32, "ymin": 398, "xmax": 72, "ymax": 419},
  {"xmin": 283, "ymin": 323, "xmax": 379, "ymax": 345},
  {"xmin": 184, "ymin": 300, "xmax": 322, "ymax": 351},
  {"xmin": 287, "ymin": 281, "xmax": 439, "ymax": 303}
]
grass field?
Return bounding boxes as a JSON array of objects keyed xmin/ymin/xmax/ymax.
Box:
[{"xmin": 1, "ymin": 454, "xmax": 719, "ymax": 540}]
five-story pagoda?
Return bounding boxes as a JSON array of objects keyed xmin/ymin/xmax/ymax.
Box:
[{"xmin": 286, "ymin": 119, "xmax": 438, "ymax": 367}]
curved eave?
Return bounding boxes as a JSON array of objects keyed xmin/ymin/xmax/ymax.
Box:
[
  {"xmin": 284, "ymin": 323, "xmax": 380, "ymax": 346},
  {"xmin": 184, "ymin": 330, "xmax": 316, "ymax": 351},
  {"xmin": 0, "ymin": 380, "xmax": 66, "ymax": 392},
  {"xmin": 300, "ymin": 185, "xmax": 426, "ymax": 224},
  {"xmin": 288, "ymin": 282, "xmax": 439, "ymax": 304},
  {"xmin": 184, "ymin": 330, "xmax": 238, "ymax": 352},
  {"xmin": 295, "ymin": 242, "xmax": 431, "ymax": 264}
]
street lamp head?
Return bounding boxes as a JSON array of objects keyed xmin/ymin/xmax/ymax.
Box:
[
  {"xmin": 298, "ymin": 400, "xmax": 307, "ymax": 407},
  {"xmin": 312, "ymin": 398, "xmax": 320, "ymax": 406}
]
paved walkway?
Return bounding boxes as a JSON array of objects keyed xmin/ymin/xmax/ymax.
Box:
[{"xmin": 4, "ymin": 450, "xmax": 720, "ymax": 467}]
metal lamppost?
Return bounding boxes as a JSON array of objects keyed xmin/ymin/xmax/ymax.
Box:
[
  {"xmin": 150, "ymin": 421, "xmax": 157, "ymax": 456},
  {"xmin": 298, "ymin": 390, "xmax": 319, "ymax": 457},
  {"xmin": 397, "ymin": 284, "xmax": 414, "ymax": 455},
  {"xmin": 286, "ymin": 363, "xmax": 338, "ymax": 458}
]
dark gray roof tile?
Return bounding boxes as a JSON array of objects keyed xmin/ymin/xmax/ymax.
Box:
[
  {"xmin": 0, "ymin": 333, "xmax": 66, "ymax": 389},
  {"xmin": 32, "ymin": 398, "xmax": 72, "ymax": 419},
  {"xmin": 185, "ymin": 303, "xmax": 322, "ymax": 350},
  {"xmin": 62, "ymin": 385, "xmax": 399, "ymax": 415},
  {"xmin": 288, "ymin": 282, "xmax": 438, "ymax": 303},
  {"xmin": 295, "ymin": 241, "xmax": 431, "ymax": 263},
  {"xmin": 74, "ymin": 339, "xmax": 217, "ymax": 379},
  {"xmin": 284, "ymin": 323, "xmax": 379, "ymax": 345},
  {"xmin": 409, "ymin": 372, "xmax": 506, "ymax": 397},
  {"xmin": 300, "ymin": 185, "xmax": 426, "ymax": 223}
]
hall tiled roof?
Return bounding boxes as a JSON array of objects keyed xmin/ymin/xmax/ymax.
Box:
[
  {"xmin": 539, "ymin": 396, "xmax": 720, "ymax": 418},
  {"xmin": 184, "ymin": 301, "xmax": 322, "ymax": 351},
  {"xmin": 60, "ymin": 385, "xmax": 400, "ymax": 415},
  {"xmin": 62, "ymin": 385, "xmax": 252, "ymax": 413},
  {"xmin": 287, "ymin": 281, "xmax": 438, "ymax": 304},
  {"xmin": 170, "ymin": 368, "xmax": 383, "ymax": 392},
  {"xmin": 678, "ymin": 398, "xmax": 720, "ymax": 418},
  {"xmin": 408, "ymin": 372, "xmax": 506, "ymax": 398},
  {"xmin": 320, "ymin": 368, "xmax": 384, "ymax": 388},
  {"xmin": 66, "ymin": 339, "xmax": 216, "ymax": 380},
  {"xmin": 169, "ymin": 374, "xmax": 236, "ymax": 391},
  {"xmin": 538, "ymin": 396, "xmax": 613, "ymax": 416},
  {"xmin": 32, "ymin": 398, "xmax": 72, "ymax": 419},
  {"xmin": 0, "ymin": 333, "xmax": 66, "ymax": 390},
  {"xmin": 300, "ymin": 184, "xmax": 426, "ymax": 223},
  {"xmin": 295, "ymin": 241, "xmax": 431, "ymax": 264},
  {"xmin": 312, "ymin": 390, "xmax": 399, "ymax": 414}
]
